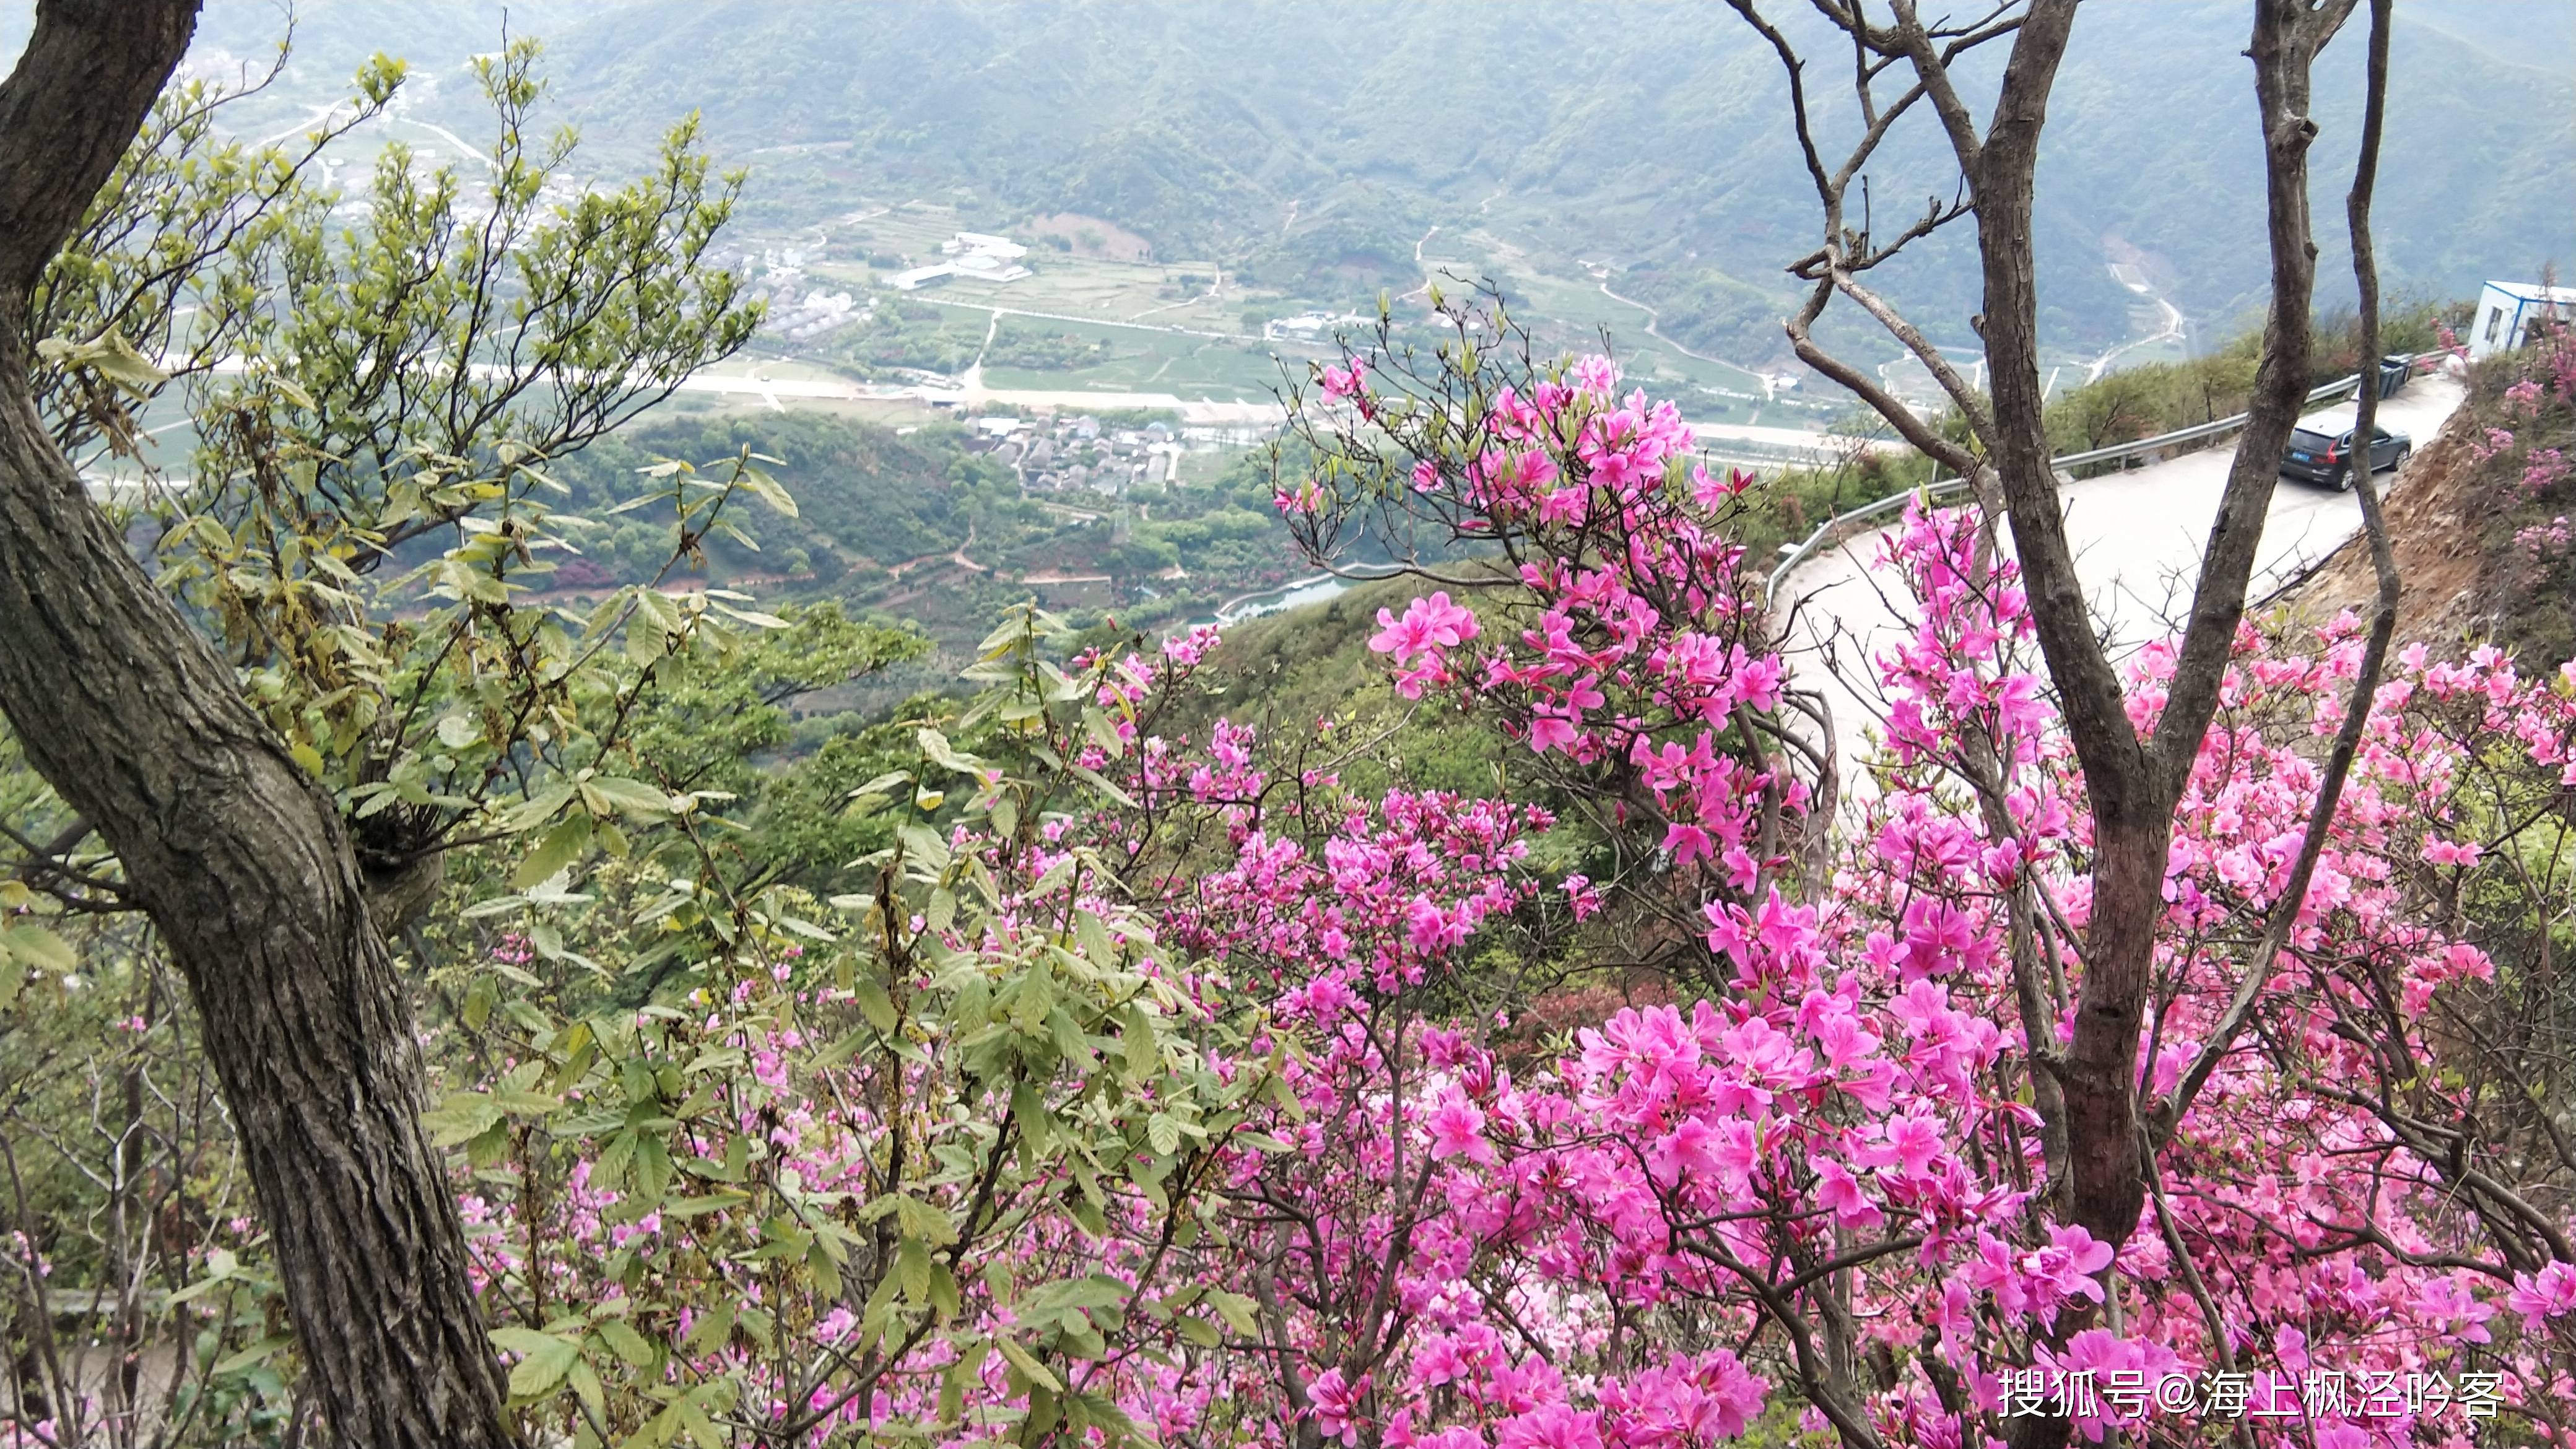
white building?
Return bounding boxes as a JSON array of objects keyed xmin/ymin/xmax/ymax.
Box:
[
  {"xmin": 952, "ymin": 251, "xmax": 1032, "ymax": 283},
  {"xmin": 946, "ymin": 232, "xmax": 1029, "ymax": 261},
  {"xmin": 893, "ymin": 231, "xmax": 1033, "ymax": 288},
  {"xmin": 2468, "ymin": 280, "xmax": 2574, "ymax": 361}
]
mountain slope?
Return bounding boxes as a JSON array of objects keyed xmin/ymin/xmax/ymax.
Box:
[
  {"xmin": 7, "ymin": 0, "xmax": 2564, "ymax": 368},
  {"xmin": 510, "ymin": 0, "xmax": 2569, "ymax": 361}
]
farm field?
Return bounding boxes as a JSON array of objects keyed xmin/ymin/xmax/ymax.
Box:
[{"xmin": 819, "ymin": 202, "xmax": 1252, "ymax": 337}]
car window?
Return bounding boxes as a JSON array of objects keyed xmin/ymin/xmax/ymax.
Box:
[{"xmin": 2289, "ymin": 429, "xmax": 2337, "ymax": 451}]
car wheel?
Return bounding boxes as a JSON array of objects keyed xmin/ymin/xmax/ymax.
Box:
[{"xmin": 2333, "ymin": 464, "xmax": 2352, "ymax": 492}]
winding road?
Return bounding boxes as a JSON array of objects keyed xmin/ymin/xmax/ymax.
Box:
[
  {"xmin": 1778, "ymin": 376, "xmax": 2468, "ymax": 782},
  {"xmin": 1592, "ymin": 277, "xmax": 1769, "ymax": 387}
]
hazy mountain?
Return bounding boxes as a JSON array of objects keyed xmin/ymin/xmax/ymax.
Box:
[
  {"xmin": 518, "ymin": 0, "xmax": 2572, "ymax": 359},
  {"xmin": 5, "ymin": 0, "xmax": 2569, "ymax": 367}
]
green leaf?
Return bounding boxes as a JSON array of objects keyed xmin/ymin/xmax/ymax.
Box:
[
  {"xmin": 853, "ymin": 972, "xmax": 899, "ymax": 1033},
  {"xmin": 897, "ymin": 821, "xmax": 952, "ymax": 872},
  {"xmin": 592, "ymin": 1317, "xmax": 656, "ymax": 1369},
  {"xmin": 1067, "ymin": 762, "xmax": 1138, "ymax": 808},
  {"xmin": 210, "ymin": 1334, "xmax": 292, "ymax": 1377},
  {"xmin": 2, "ymin": 922, "xmax": 76, "ymax": 975},
  {"xmin": 511, "ymin": 813, "xmax": 591, "ymax": 890},
  {"xmin": 676, "ymin": 1395, "xmax": 727, "ymax": 1449},
  {"xmin": 489, "ymin": 1087, "xmax": 562, "ymax": 1116},
  {"xmin": 994, "ymin": 1335, "xmax": 1062, "ymax": 1393},
  {"xmin": 569, "ymin": 1355, "xmax": 607, "ymax": 1426},
  {"xmin": 585, "ymin": 775, "xmax": 674, "ymax": 819},
  {"xmin": 1074, "ymin": 910, "xmax": 1118, "ymax": 970},
  {"xmin": 503, "ymin": 784, "xmax": 577, "ymax": 833},
  {"xmin": 738, "ymin": 466, "xmax": 799, "ymax": 517},
  {"xmin": 1206, "ymin": 1289, "xmax": 1260, "ymax": 1338},
  {"xmin": 1120, "ymin": 1006, "xmax": 1160, "ymax": 1081},
  {"xmin": 683, "ymin": 1299, "xmax": 736, "ymax": 1355},
  {"xmin": 894, "ymin": 1236, "xmax": 933, "ymax": 1303},
  {"xmin": 1082, "ymin": 707, "xmax": 1126, "ymax": 760},
  {"xmin": 490, "ymin": 1327, "xmax": 578, "ymax": 1398},
  {"xmin": 916, "ymin": 727, "xmax": 983, "ymax": 773},
  {"xmin": 848, "ymin": 768, "xmax": 912, "ymax": 803},
  {"xmin": 713, "ymin": 601, "xmax": 790, "ymax": 629},
  {"xmin": 39, "ymin": 327, "xmax": 169, "ymax": 391},
  {"xmin": 424, "ymin": 1090, "xmax": 505, "ymax": 1146}
]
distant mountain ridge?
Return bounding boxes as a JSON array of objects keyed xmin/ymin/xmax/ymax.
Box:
[
  {"xmin": 6, "ymin": 0, "xmax": 2567, "ymax": 368},
  {"xmin": 516, "ymin": 0, "xmax": 2576, "ymax": 363}
]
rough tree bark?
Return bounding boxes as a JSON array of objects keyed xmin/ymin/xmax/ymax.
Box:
[
  {"xmin": 2039, "ymin": 0, "xmax": 2356, "ymax": 1261},
  {"xmin": 0, "ymin": 4, "xmax": 515, "ymax": 1445}
]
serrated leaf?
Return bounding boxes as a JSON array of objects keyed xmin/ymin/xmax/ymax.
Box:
[
  {"xmin": 994, "ymin": 1335, "xmax": 1062, "ymax": 1393},
  {"xmin": 684, "ymin": 1299, "xmax": 735, "ymax": 1355},
  {"xmin": 585, "ymin": 776, "xmax": 674, "ymax": 819},
  {"xmin": 2, "ymin": 923, "xmax": 76, "ymax": 975},
  {"xmin": 512, "ymin": 814, "xmax": 591, "ymax": 890},
  {"xmin": 854, "ymin": 972, "xmax": 899, "ymax": 1033},
  {"xmin": 569, "ymin": 1356, "xmax": 606, "ymax": 1425},
  {"xmin": 210, "ymin": 1334, "xmax": 291, "ymax": 1377},
  {"xmin": 503, "ymin": 784, "xmax": 577, "ymax": 833},
  {"xmin": 592, "ymin": 1317, "xmax": 656, "ymax": 1368},
  {"xmin": 894, "ymin": 1236, "xmax": 933, "ymax": 1303},
  {"xmin": 425, "ymin": 1090, "xmax": 505, "ymax": 1146},
  {"xmin": 1206, "ymin": 1289, "xmax": 1260, "ymax": 1337},
  {"xmin": 1074, "ymin": 910, "xmax": 1118, "ymax": 970},
  {"xmin": 491, "ymin": 1327, "xmax": 578, "ymax": 1398}
]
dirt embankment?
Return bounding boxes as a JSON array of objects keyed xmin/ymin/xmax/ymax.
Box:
[{"xmin": 2272, "ymin": 399, "xmax": 2492, "ymax": 646}]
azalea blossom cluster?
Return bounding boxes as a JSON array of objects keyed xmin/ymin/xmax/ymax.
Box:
[
  {"xmin": 1188, "ymin": 348, "xmax": 2573, "ymax": 1449},
  {"xmin": 440, "ymin": 352, "xmax": 2576, "ymax": 1449},
  {"xmin": 1341, "ymin": 354, "xmax": 1796, "ymax": 902}
]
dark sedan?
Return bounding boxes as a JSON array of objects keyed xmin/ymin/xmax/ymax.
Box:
[{"xmin": 2280, "ymin": 406, "xmax": 2411, "ymax": 490}]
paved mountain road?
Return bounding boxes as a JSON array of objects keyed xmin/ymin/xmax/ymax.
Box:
[{"xmin": 1778, "ymin": 376, "xmax": 2467, "ymax": 783}]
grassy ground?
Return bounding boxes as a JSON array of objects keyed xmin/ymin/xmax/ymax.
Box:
[
  {"xmin": 977, "ymin": 318, "xmax": 1300, "ymax": 398},
  {"xmin": 828, "ymin": 203, "xmax": 1254, "ymax": 336}
]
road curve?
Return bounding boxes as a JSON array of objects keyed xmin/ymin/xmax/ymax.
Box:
[{"xmin": 1778, "ymin": 376, "xmax": 2468, "ymax": 783}]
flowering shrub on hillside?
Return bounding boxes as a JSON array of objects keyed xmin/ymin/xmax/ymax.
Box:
[{"xmin": 274, "ymin": 333, "xmax": 2576, "ymax": 1449}]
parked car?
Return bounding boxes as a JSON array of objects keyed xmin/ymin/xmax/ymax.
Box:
[{"xmin": 2279, "ymin": 405, "xmax": 2411, "ymax": 489}]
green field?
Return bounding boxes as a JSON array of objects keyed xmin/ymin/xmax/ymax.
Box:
[
  {"xmin": 977, "ymin": 316, "xmax": 1305, "ymax": 399},
  {"xmin": 816, "ymin": 202, "xmax": 1255, "ymax": 339}
]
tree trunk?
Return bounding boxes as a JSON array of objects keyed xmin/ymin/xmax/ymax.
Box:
[
  {"xmin": 1957, "ymin": 9, "xmax": 2349, "ymax": 1449},
  {"xmin": 1975, "ymin": 0, "xmax": 2348, "ymax": 1261},
  {"xmin": 0, "ymin": 4, "xmax": 515, "ymax": 1445}
]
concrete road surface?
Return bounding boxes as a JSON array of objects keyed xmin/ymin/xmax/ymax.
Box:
[{"xmin": 1778, "ymin": 377, "xmax": 2466, "ymax": 784}]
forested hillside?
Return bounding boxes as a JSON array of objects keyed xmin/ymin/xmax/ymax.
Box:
[
  {"xmin": 17, "ymin": 0, "xmax": 2560, "ymax": 368},
  {"xmin": 520, "ymin": 0, "xmax": 2567, "ymax": 358}
]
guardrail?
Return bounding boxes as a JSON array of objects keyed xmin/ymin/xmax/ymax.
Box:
[{"xmin": 1762, "ymin": 355, "xmax": 2418, "ymax": 600}]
